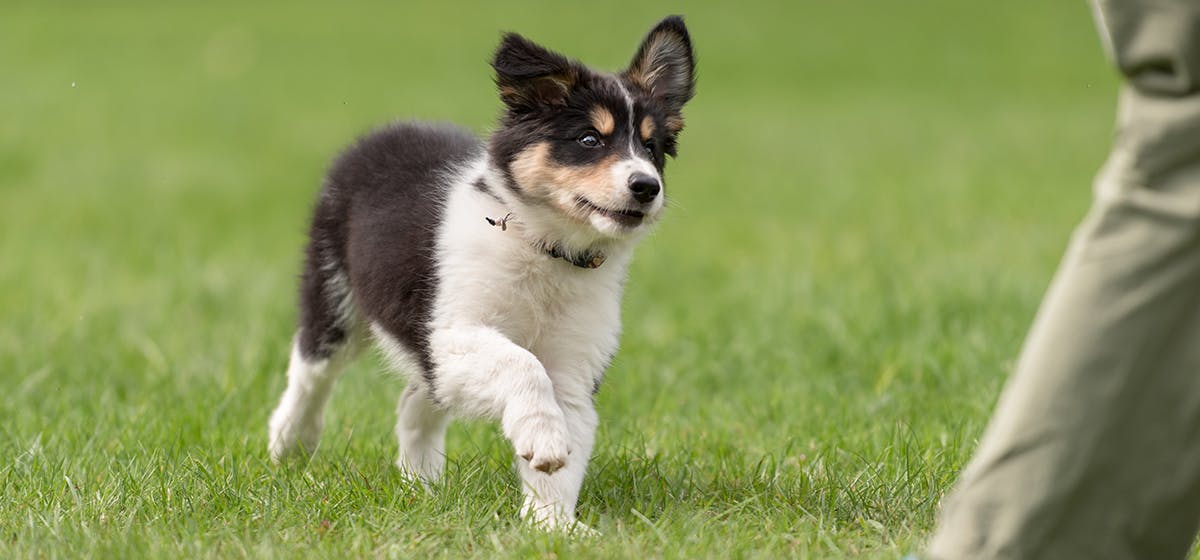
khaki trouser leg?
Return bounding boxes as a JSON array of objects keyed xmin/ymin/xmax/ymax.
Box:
[{"xmin": 928, "ymin": 1, "xmax": 1200, "ymax": 558}]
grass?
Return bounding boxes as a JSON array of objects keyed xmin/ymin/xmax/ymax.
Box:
[{"xmin": 0, "ymin": 1, "xmax": 1117, "ymax": 557}]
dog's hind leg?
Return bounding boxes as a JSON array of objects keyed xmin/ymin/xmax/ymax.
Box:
[
  {"xmin": 267, "ymin": 335, "xmax": 356, "ymax": 462},
  {"xmin": 268, "ymin": 245, "xmax": 358, "ymax": 462},
  {"xmin": 395, "ymin": 382, "xmax": 451, "ymax": 484}
]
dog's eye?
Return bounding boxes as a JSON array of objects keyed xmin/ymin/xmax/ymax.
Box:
[
  {"xmin": 643, "ymin": 141, "xmax": 655, "ymax": 155},
  {"xmin": 577, "ymin": 133, "xmax": 602, "ymax": 148}
]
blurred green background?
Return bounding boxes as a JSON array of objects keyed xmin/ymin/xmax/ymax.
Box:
[{"xmin": 0, "ymin": 1, "xmax": 1115, "ymax": 558}]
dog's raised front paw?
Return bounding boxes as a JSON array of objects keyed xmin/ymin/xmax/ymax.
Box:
[{"xmin": 507, "ymin": 409, "xmax": 570, "ymax": 474}]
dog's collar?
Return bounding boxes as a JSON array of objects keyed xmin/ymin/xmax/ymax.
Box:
[
  {"xmin": 485, "ymin": 214, "xmax": 607, "ymax": 269},
  {"xmin": 541, "ymin": 242, "xmax": 607, "ymax": 269}
]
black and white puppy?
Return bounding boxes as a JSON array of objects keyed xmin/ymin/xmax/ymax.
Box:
[{"xmin": 268, "ymin": 16, "xmax": 695, "ymax": 530}]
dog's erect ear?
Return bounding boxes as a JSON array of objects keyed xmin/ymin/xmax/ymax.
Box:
[
  {"xmin": 625, "ymin": 16, "xmax": 695, "ymax": 123},
  {"xmin": 492, "ymin": 33, "xmax": 579, "ymax": 110}
]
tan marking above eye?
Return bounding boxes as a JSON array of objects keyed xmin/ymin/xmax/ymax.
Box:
[
  {"xmin": 640, "ymin": 116, "xmax": 656, "ymax": 140},
  {"xmin": 589, "ymin": 107, "xmax": 615, "ymax": 136}
]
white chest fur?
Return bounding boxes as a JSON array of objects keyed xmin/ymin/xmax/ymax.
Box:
[{"xmin": 430, "ymin": 167, "xmax": 631, "ymax": 387}]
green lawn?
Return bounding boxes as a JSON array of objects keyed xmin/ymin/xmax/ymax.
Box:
[{"xmin": 1, "ymin": 1, "xmax": 1117, "ymax": 557}]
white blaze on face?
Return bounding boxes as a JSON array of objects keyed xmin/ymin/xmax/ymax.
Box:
[{"xmin": 609, "ymin": 76, "xmax": 665, "ymax": 217}]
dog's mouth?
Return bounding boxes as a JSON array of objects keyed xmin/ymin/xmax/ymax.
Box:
[{"xmin": 576, "ymin": 197, "xmax": 645, "ymax": 227}]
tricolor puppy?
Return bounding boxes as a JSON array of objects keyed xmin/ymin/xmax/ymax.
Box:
[{"xmin": 267, "ymin": 16, "xmax": 695, "ymax": 530}]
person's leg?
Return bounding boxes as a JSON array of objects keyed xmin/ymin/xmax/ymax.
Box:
[{"xmin": 928, "ymin": 2, "xmax": 1200, "ymax": 558}]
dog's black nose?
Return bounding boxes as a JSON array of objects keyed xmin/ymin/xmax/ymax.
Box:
[{"xmin": 628, "ymin": 174, "xmax": 661, "ymax": 203}]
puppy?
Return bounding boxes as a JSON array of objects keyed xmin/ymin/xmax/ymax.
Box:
[{"xmin": 267, "ymin": 16, "xmax": 695, "ymax": 530}]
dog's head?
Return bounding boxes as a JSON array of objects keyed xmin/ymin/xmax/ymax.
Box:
[{"xmin": 488, "ymin": 16, "xmax": 695, "ymax": 240}]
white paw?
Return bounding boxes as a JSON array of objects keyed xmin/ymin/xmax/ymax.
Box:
[
  {"xmin": 550, "ymin": 519, "xmax": 598, "ymax": 537},
  {"xmin": 565, "ymin": 520, "xmax": 600, "ymax": 538},
  {"xmin": 521, "ymin": 504, "xmax": 598, "ymax": 536},
  {"xmin": 395, "ymin": 451, "xmax": 444, "ymax": 486},
  {"xmin": 507, "ymin": 409, "xmax": 570, "ymax": 474},
  {"xmin": 268, "ymin": 404, "xmax": 322, "ymax": 462}
]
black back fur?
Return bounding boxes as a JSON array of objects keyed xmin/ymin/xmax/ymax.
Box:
[{"xmin": 299, "ymin": 122, "xmax": 481, "ymax": 384}]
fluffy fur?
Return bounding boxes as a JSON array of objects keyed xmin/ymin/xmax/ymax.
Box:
[{"xmin": 267, "ymin": 16, "xmax": 696, "ymax": 531}]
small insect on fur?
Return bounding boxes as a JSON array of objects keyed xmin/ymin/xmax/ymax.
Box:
[{"xmin": 485, "ymin": 212, "xmax": 515, "ymax": 231}]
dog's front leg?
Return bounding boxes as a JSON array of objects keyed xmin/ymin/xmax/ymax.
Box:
[
  {"xmin": 518, "ymin": 388, "xmax": 597, "ymax": 532},
  {"xmin": 430, "ymin": 326, "xmax": 571, "ymax": 477}
]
